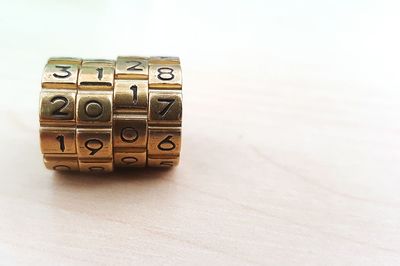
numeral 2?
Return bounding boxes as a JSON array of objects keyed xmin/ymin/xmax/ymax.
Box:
[
  {"xmin": 127, "ymin": 61, "xmax": 143, "ymax": 71},
  {"xmin": 50, "ymin": 96, "xmax": 69, "ymax": 116}
]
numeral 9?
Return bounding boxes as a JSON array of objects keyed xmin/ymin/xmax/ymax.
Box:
[{"xmin": 84, "ymin": 139, "xmax": 103, "ymax": 155}]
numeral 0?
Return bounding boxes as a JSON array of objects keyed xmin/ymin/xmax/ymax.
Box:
[
  {"xmin": 89, "ymin": 166, "xmax": 104, "ymax": 172},
  {"xmin": 160, "ymin": 161, "xmax": 173, "ymax": 167},
  {"xmin": 122, "ymin": 157, "xmax": 138, "ymax": 165},
  {"xmin": 120, "ymin": 127, "xmax": 139, "ymax": 143},
  {"xmin": 53, "ymin": 165, "xmax": 71, "ymax": 171}
]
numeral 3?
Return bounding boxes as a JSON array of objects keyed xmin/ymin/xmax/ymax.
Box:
[{"xmin": 53, "ymin": 65, "xmax": 72, "ymax": 79}]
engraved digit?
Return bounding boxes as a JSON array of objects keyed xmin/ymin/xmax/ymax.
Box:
[
  {"xmin": 157, "ymin": 67, "xmax": 174, "ymax": 81},
  {"xmin": 157, "ymin": 98, "xmax": 175, "ymax": 116},
  {"xmin": 53, "ymin": 65, "xmax": 72, "ymax": 79},
  {"xmin": 84, "ymin": 139, "xmax": 103, "ymax": 155},
  {"xmin": 122, "ymin": 157, "xmax": 138, "ymax": 165},
  {"xmin": 84, "ymin": 101, "xmax": 103, "ymax": 118},
  {"xmin": 126, "ymin": 61, "xmax": 143, "ymax": 71},
  {"xmin": 50, "ymin": 96, "xmax": 69, "ymax": 117},
  {"xmin": 130, "ymin": 85, "xmax": 138, "ymax": 104},
  {"xmin": 89, "ymin": 166, "xmax": 104, "ymax": 172},
  {"xmin": 56, "ymin": 135, "xmax": 65, "ymax": 152},
  {"xmin": 96, "ymin": 67, "xmax": 103, "ymax": 80},
  {"xmin": 160, "ymin": 161, "xmax": 173, "ymax": 167},
  {"xmin": 53, "ymin": 165, "xmax": 71, "ymax": 171},
  {"xmin": 157, "ymin": 135, "xmax": 176, "ymax": 151},
  {"xmin": 120, "ymin": 127, "xmax": 139, "ymax": 143}
]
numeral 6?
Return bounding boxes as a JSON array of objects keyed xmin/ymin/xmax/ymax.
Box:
[{"xmin": 157, "ymin": 135, "xmax": 176, "ymax": 151}]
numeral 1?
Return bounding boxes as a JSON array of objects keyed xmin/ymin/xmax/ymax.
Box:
[
  {"xmin": 96, "ymin": 67, "xmax": 103, "ymax": 80},
  {"xmin": 130, "ymin": 85, "xmax": 138, "ymax": 104},
  {"xmin": 56, "ymin": 135, "xmax": 65, "ymax": 152}
]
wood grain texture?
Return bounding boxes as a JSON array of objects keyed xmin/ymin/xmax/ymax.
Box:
[{"xmin": 1, "ymin": 1, "xmax": 400, "ymax": 265}]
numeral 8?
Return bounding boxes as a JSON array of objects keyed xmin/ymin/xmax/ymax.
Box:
[{"xmin": 157, "ymin": 67, "xmax": 174, "ymax": 81}]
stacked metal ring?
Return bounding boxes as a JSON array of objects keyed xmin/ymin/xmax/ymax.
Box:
[{"xmin": 39, "ymin": 56, "xmax": 182, "ymax": 172}]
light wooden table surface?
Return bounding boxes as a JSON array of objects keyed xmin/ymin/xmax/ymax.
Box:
[{"xmin": 1, "ymin": 1, "xmax": 400, "ymax": 265}]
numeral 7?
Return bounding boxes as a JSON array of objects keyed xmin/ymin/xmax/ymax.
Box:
[{"xmin": 157, "ymin": 98, "xmax": 175, "ymax": 116}]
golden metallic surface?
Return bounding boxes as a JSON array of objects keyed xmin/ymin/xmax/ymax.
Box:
[
  {"xmin": 79, "ymin": 159, "xmax": 113, "ymax": 173},
  {"xmin": 40, "ymin": 56, "xmax": 182, "ymax": 172},
  {"xmin": 76, "ymin": 128, "xmax": 113, "ymax": 159},
  {"xmin": 43, "ymin": 155, "xmax": 79, "ymax": 171},
  {"xmin": 48, "ymin": 57, "xmax": 82, "ymax": 65},
  {"xmin": 147, "ymin": 127, "xmax": 181, "ymax": 156},
  {"xmin": 113, "ymin": 114, "xmax": 147, "ymax": 148},
  {"xmin": 39, "ymin": 89, "xmax": 76, "ymax": 126},
  {"xmin": 76, "ymin": 91, "xmax": 113, "ymax": 126},
  {"xmin": 115, "ymin": 56, "xmax": 148, "ymax": 79},
  {"xmin": 82, "ymin": 59, "xmax": 115, "ymax": 67},
  {"xmin": 113, "ymin": 80, "xmax": 148, "ymax": 113},
  {"xmin": 147, "ymin": 156, "xmax": 180, "ymax": 167},
  {"xmin": 40, "ymin": 127, "xmax": 76, "ymax": 154},
  {"xmin": 148, "ymin": 64, "xmax": 182, "ymax": 89},
  {"xmin": 42, "ymin": 63, "xmax": 80, "ymax": 89},
  {"xmin": 149, "ymin": 56, "xmax": 180, "ymax": 65},
  {"xmin": 114, "ymin": 149, "xmax": 146, "ymax": 167},
  {"xmin": 148, "ymin": 90, "xmax": 182, "ymax": 125},
  {"xmin": 78, "ymin": 65, "xmax": 114, "ymax": 90}
]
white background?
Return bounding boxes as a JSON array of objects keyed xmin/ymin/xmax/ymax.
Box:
[
  {"xmin": 1, "ymin": 0, "xmax": 400, "ymax": 265},
  {"xmin": 1, "ymin": 0, "xmax": 400, "ymax": 110}
]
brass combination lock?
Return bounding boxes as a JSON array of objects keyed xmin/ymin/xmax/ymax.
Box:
[{"xmin": 39, "ymin": 56, "xmax": 182, "ymax": 172}]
